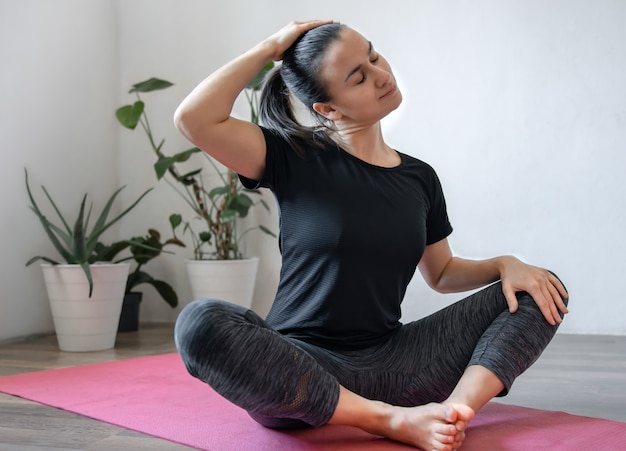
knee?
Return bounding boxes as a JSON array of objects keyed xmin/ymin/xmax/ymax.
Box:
[
  {"xmin": 515, "ymin": 269, "xmax": 569, "ymax": 321},
  {"xmin": 174, "ymin": 299, "xmax": 249, "ymax": 373},
  {"xmin": 176, "ymin": 297, "xmax": 244, "ymax": 328}
]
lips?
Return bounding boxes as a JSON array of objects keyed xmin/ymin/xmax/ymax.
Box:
[{"xmin": 380, "ymin": 84, "xmax": 397, "ymax": 99}]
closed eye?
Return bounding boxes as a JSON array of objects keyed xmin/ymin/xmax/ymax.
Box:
[{"xmin": 356, "ymin": 54, "xmax": 380, "ymax": 84}]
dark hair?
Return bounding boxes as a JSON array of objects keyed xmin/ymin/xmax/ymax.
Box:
[{"xmin": 259, "ymin": 23, "xmax": 346, "ymax": 153}]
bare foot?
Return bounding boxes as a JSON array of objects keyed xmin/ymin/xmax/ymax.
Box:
[
  {"xmin": 368, "ymin": 402, "xmax": 475, "ymax": 450},
  {"xmin": 444, "ymin": 403, "xmax": 475, "ymax": 449}
]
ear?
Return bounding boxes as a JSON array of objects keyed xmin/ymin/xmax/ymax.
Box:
[{"xmin": 313, "ymin": 102, "xmax": 343, "ymax": 121}]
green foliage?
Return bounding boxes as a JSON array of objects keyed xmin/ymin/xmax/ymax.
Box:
[
  {"xmin": 116, "ymin": 68, "xmax": 277, "ymax": 260},
  {"xmin": 97, "ymin": 229, "xmax": 185, "ymax": 307},
  {"xmin": 24, "ymin": 169, "xmax": 152, "ymax": 297}
]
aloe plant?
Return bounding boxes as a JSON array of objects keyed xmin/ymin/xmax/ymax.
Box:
[
  {"xmin": 25, "ymin": 169, "xmax": 152, "ymax": 297},
  {"xmin": 116, "ymin": 68, "xmax": 276, "ymax": 260}
]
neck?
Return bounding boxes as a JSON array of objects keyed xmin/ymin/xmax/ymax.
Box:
[{"xmin": 330, "ymin": 122, "xmax": 400, "ymax": 167}]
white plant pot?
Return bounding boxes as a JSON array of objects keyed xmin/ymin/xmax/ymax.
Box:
[
  {"xmin": 185, "ymin": 257, "xmax": 259, "ymax": 309},
  {"xmin": 41, "ymin": 263, "xmax": 130, "ymax": 352}
]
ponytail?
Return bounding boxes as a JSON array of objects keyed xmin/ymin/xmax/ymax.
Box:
[
  {"xmin": 259, "ymin": 24, "xmax": 345, "ymax": 155},
  {"xmin": 259, "ymin": 68, "xmax": 301, "ymax": 142}
]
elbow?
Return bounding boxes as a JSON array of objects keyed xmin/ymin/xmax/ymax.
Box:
[
  {"xmin": 172, "ymin": 105, "xmax": 182, "ymax": 131},
  {"xmin": 428, "ymin": 278, "xmax": 455, "ymax": 294},
  {"xmin": 173, "ymin": 104, "xmax": 190, "ymax": 136},
  {"xmin": 421, "ymin": 272, "xmax": 448, "ymax": 294},
  {"xmin": 173, "ymin": 102, "xmax": 223, "ymax": 147},
  {"xmin": 421, "ymin": 259, "xmax": 456, "ymax": 294},
  {"xmin": 173, "ymin": 104, "xmax": 204, "ymax": 145}
]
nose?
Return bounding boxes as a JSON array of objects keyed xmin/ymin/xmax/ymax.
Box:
[{"xmin": 373, "ymin": 66, "xmax": 392, "ymax": 88}]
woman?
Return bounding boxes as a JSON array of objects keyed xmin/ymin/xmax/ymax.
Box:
[{"xmin": 173, "ymin": 20, "xmax": 569, "ymax": 450}]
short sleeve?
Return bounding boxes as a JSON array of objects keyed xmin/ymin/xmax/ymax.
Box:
[
  {"xmin": 237, "ymin": 126, "xmax": 287, "ymax": 191},
  {"xmin": 425, "ymin": 167, "xmax": 453, "ymax": 245}
]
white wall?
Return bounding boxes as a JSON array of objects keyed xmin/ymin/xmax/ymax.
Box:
[
  {"xmin": 116, "ymin": 0, "xmax": 626, "ymax": 335},
  {"xmin": 392, "ymin": 1, "xmax": 626, "ymax": 334},
  {"xmin": 0, "ymin": 0, "xmax": 120, "ymax": 340},
  {"xmin": 2, "ymin": 0, "xmax": 625, "ymax": 341}
]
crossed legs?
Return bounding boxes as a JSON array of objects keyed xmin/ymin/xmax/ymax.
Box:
[{"xmin": 175, "ymin": 281, "xmax": 566, "ymax": 450}]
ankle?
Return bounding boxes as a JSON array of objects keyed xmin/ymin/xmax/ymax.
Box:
[
  {"xmin": 444, "ymin": 365, "xmax": 504, "ymax": 412},
  {"xmin": 361, "ymin": 400, "xmax": 395, "ymax": 436}
]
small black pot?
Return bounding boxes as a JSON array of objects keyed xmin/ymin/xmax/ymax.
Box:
[{"xmin": 117, "ymin": 292, "xmax": 143, "ymax": 333}]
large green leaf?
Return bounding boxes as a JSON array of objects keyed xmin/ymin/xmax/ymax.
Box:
[
  {"xmin": 44, "ymin": 220, "xmax": 72, "ymax": 250},
  {"xmin": 71, "ymin": 195, "xmax": 88, "ymax": 262},
  {"xmin": 173, "ymin": 147, "xmax": 202, "ymax": 162},
  {"xmin": 125, "ymin": 274, "xmax": 178, "ymax": 308},
  {"xmin": 154, "ymin": 148, "xmax": 201, "ymax": 180},
  {"xmin": 115, "ymin": 101, "xmax": 145, "ymax": 129},
  {"xmin": 94, "ymin": 240, "xmax": 131, "ymax": 262},
  {"xmin": 129, "ymin": 78, "xmax": 173, "ymax": 93},
  {"xmin": 126, "ymin": 270, "xmax": 152, "ymax": 292},
  {"xmin": 24, "ymin": 170, "xmax": 74, "ymax": 264},
  {"xmin": 80, "ymin": 261, "xmax": 94, "ymax": 298},
  {"xmin": 84, "ymin": 186, "xmax": 125, "ymax": 252},
  {"xmin": 40, "ymin": 185, "xmax": 72, "ymax": 236},
  {"xmin": 130, "ymin": 236, "xmax": 162, "ymax": 264},
  {"xmin": 154, "ymin": 156, "xmax": 175, "ymax": 180},
  {"xmin": 228, "ymin": 193, "xmax": 253, "ymax": 217},
  {"xmin": 85, "ymin": 188, "xmax": 153, "ymax": 255},
  {"xmin": 95, "ymin": 188, "xmax": 152, "ymax": 238},
  {"xmin": 169, "ymin": 213, "xmax": 182, "ymax": 229},
  {"xmin": 208, "ymin": 186, "xmax": 230, "ymax": 198},
  {"xmin": 26, "ymin": 207, "xmax": 74, "ymax": 264},
  {"xmin": 234, "ymin": 193, "xmax": 253, "ymax": 207},
  {"xmin": 83, "ymin": 203, "xmax": 93, "ymax": 239},
  {"xmin": 148, "ymin": 279, "xmax": 178, "ymax": 307},
  {"xmin": 25, "ymin": 255, "xmax": 60, "ymax": 266}
]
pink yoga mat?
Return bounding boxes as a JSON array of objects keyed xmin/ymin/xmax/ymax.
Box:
[{"xmin": 0, "ymin": 353, "xmax": 624, "ymax": 450}]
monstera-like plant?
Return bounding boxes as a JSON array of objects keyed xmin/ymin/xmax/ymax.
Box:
[{"xmin": 115, "ymin": 67, "xmax": 276, "ymax": 261}]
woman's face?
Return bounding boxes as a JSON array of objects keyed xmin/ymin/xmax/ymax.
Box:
[{"xmin": 314, "ymin": 28, "xmax": 402, "ymax": 126}]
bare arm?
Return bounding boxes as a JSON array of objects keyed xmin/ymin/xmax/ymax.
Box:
[
  {"xmin": 418, "ymin": 238, "xmax": 569, "ymax": 325},
  {"xmin": 173, "ymin": 20, "xmax": 335, "ymax": 181}
]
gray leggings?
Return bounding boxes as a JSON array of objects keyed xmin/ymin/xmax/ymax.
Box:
[{"xmin": 175, "ymin": 280, "xmax": 567, "ymax": 429}]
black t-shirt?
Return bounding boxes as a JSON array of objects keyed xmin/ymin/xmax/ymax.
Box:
[{"xmin": 240, "ymin": 127, "xmax": 453, "ymax": 350}]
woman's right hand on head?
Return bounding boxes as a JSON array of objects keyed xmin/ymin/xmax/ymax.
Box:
[{"xmin": 264, "ymin": 20, "xmax": 337, "ymax": 61}]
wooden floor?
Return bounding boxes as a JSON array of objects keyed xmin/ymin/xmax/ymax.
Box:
[{"xmin": 0, "ymin": 325, "xmax": 624, "ymax": 450}]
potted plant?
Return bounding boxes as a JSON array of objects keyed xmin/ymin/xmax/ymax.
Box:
[
  {"xmin": 25, "ymin": 169, "xmax": 153, "ymax": 351},
  {"xmin": 98, "ymin": 227, "xmax": 185, "ymax": 332},
  {"xmin": 116, "ymin": 65, "xmax": 276, "ymax": 308}
]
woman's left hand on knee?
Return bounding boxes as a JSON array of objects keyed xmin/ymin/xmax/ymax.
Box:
[{"xmin": 497, "ymin": 256, "xmax": 569, "ymax": 326}]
